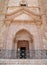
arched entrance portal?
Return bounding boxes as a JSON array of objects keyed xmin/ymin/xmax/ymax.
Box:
[{"xmin": 13, "ymin": 29, "xmax": 34, "ymax": 59}]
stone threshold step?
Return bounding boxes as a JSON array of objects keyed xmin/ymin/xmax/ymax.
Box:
[{"xmin": 0, "ymin": 59, "xmax": 47, "ymax": 65}]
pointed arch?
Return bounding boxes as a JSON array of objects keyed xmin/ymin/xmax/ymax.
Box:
[{"xmin": 13, "ymin": 29, "xmax": 33, "ymax": 43}]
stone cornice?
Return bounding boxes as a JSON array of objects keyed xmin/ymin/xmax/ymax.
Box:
[
  {"xmin": 8, "ymin": 6, "xmax": 40, "ymax": 9},
  {"xmin": 4, "ymin": 19, "xmax": 42, "ymax": 27}
]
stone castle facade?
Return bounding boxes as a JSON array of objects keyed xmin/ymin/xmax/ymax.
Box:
[{"xmin": 0, "ymin": 0, "xmax": 47, "ymax": 65}]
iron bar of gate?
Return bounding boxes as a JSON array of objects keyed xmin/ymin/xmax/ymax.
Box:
[{"xmin": 0, "ymin": 49, "xmax": 47, "ymax": 59}]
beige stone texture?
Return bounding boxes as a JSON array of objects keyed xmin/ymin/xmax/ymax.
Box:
[{"xmin": 0, "ymin": 0, "xmax": 47, "ymax": 65}]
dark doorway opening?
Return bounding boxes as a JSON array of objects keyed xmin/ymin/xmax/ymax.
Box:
[
  {"xmin": 20, "ymin": 47, "xmax": 26, "ymax": 59},
  {"xmin": 17, "ymin": 40, "xmax": 29, "ymax": 59},
  {"xmin": 20, "ymin": 4, "xmax": 26, "ymax": 6}
]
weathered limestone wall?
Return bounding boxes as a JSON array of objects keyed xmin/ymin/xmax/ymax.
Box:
[
  {"xmin": 0, "ymin": 0, "xmax": 42, "ymax": 50},
  {"xmin": 0, "ymin": 0, "xmax": 47, "ymax": 57},
  {"xmin": 0, "ymin": 0, "xmax": 9, "ymax": 49},
  {"xmin": 8, "ymin": 0, "xmax": 39, "ymax": 7},
  {"xmin": 38, "ymin": 0, "xmax": 47, "ymax": 50}
]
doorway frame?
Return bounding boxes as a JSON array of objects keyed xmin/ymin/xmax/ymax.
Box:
[{"xmin": 17, "ymin": 40, "xmax": 30, "ymax": 59}]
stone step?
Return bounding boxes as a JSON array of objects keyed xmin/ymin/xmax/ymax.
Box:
[{"xmin": 0, "ymin": 59, "xmax": 47, "ymax": 65}]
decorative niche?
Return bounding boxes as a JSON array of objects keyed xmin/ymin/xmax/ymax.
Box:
[{"xmin": 20, "ymin": 0, "xmax": 27, "ymax": 6}]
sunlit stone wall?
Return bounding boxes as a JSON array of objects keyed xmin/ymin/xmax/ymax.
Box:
[
  {"xmin": 8, "ymin": 0, "xmax": 39, "ymax": 6},
  {"xmin": 0, "ymin": 0, "xmax": 47, "ymax": 51}
]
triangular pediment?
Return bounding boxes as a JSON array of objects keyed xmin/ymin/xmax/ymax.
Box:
[
  {"xmin": 6, "ymin": 8, "xmax": 41, "ymax": 21},
  {"xmin": 14, "ymin": 13, "xmax": 33, "ymax": 20},
  {"xmin": 7, "ymin": 7, "xmax": 41, "ymax": 17}
]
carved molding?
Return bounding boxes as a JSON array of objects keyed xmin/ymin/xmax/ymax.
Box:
[
  {"xmin": 4, "ymin": 19, "xmax": 42, "ymax": 27},
  {"xmin": 5, "ymin": 7, "xmax": 41, "ymax": 22},
  {"xmin": 6, "ymin": 7, "xmax": 41, "ymax": 17},
  {"xmin": 8, "ymin": 6, "xmax": 40, "ymax": 9}
]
